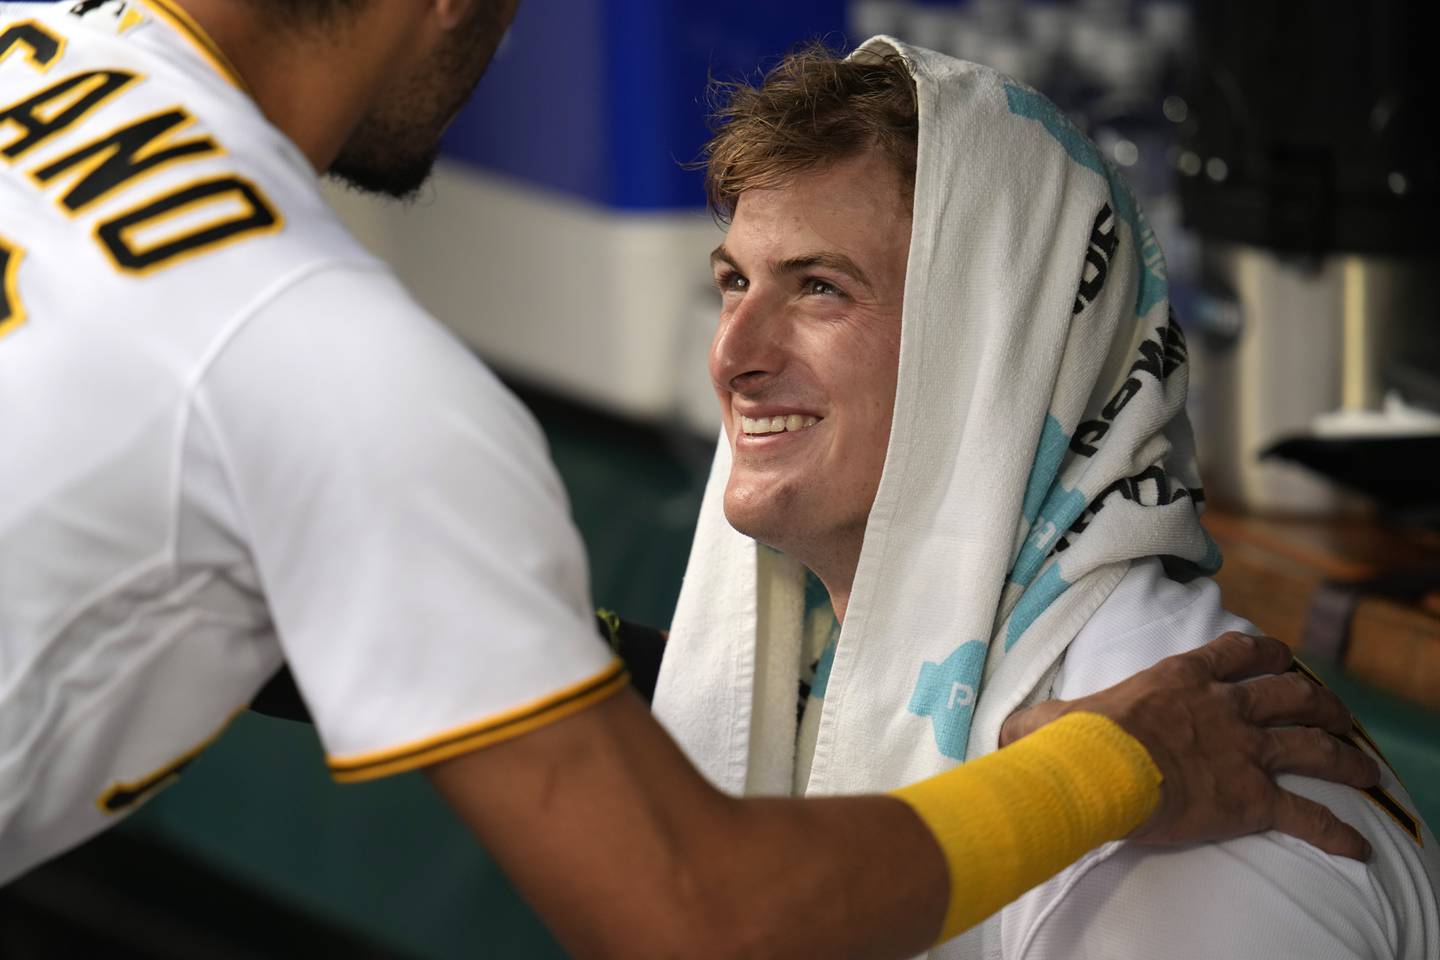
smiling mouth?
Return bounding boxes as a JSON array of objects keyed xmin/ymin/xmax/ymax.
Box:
[{"xmin": 739, "ymin": 414, "xmax": 820, "ymax": 436}]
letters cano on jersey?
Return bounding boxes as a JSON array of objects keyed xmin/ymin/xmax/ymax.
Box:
[{"xmin": 1, "ymin": 14, "xmax": 281, "ymax": 277}]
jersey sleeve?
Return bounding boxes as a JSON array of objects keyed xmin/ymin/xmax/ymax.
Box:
[
  {"xmin": 998, "ymin": 559, "xmax": 1440, "ymax": 960},
  {"xmin": 193, "ymin": 261, "xmax": 623, "ymax": 781}
]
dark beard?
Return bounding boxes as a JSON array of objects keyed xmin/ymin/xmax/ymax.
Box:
[
  {"xmin": 325, "ymin": 1, "xmax": 510, "ymax": 200},
  {"xmin": 327, "ymin": 139, "xmax": 440, "ymax": 200}
]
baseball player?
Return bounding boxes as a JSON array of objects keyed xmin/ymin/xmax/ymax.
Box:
[{"xmin": 0, "ymin": 0, "xmax": 1380, "ymax": 956}]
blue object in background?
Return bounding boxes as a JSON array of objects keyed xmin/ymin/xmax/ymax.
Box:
[{"xmin": 441, "ymin": 0, "xmax": 848, "ymax": 210}]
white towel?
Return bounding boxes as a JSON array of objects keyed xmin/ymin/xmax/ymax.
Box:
[{"xmin": 653, "ymin": 28, "xmax": 1220, "ymax": 894}]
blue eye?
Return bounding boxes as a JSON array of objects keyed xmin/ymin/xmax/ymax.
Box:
[{"xmin": 804, "ymin": 278, "xmax": 842, "ymax": 297}]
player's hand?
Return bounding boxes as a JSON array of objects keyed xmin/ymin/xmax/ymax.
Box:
[{"xmin": 999, "ymin": 632, "xmax": 1381, "ymax": 860}]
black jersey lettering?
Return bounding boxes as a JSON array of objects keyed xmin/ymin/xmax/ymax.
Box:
[
  {"xmin": 96, "ymin": 174, "xmax": 280, "ymax": 273},
  {"xmin": 31, "ymin": 107, "xmax": 220, "ymax": 213},
  {"xmin": 0, "ymin": 69, "xmax": 137, "ymax": 162},
  {"xmin": 0, "ymin": 233, "xmax": 25, "ymax": 338},
  {"xmin": 0, "ymin": 20, "xmax": 65, "ymax": 72}
]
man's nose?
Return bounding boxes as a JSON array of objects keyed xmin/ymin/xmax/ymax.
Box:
[{"xmin": 709, "ymin": 292, "xmax": 784, "ymax": 394}]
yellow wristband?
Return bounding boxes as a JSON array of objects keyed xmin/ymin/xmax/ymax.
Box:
[{"xmin": 890, "ymin": 711, "xmax": 1161, "ymax": 944}]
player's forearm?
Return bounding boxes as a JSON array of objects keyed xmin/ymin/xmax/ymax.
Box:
[
  {"xmin": 518, "ymin": 791, "xmax": 945, "ymax": 960},
  {"xmin": 890, "ymin": 711, "xmax": 1160, "ymax": 941},
  {"xmin": 428, "ymin": 690, "xmax": 940, "ymax": 958},
  {"xmin": 429, "ymin": 694, "xmax": 1159, "ymax": 960},
  {"xmin": 688, "ymin": 712, "xmax": 1160, "ymax": 958},
  {"xmin": 688, "ymin": 793, "xmax": 948, "ymax": 959},
  {"xmin": 494, "ymin": 787, "xmax": 943, "ymax": 960}
]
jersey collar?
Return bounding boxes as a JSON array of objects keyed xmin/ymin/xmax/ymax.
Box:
[{"xmin": 133, "ymin": 0, "xmax": 250, "ymax": 93}]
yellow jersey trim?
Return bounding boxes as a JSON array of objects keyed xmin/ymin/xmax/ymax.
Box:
[
  {"xmin": 328, "ymin": 660, "xmax": 629, "ymax": 783},
  {"xmin": 134, "ymin": 0, "xmax": 248, "ymax": 92},
  {"xmin": 118, "ymin": 6, "xmax": 146, "ymax": 35},
  {"xmin": 96, "ymin": 709, "xmax": 242, "ymax": 814},
  {"xmin": 0, "ymin": 235, "xmax": 26, "ymax": 339}
]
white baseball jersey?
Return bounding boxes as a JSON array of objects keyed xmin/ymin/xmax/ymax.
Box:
[
  {"xmin": 0, "ymin": 0, "xmax": 620, "ymax": 884},
  {"xmin": 990, "ymin": 559, "xmax": 1440, "ymax": 960}
]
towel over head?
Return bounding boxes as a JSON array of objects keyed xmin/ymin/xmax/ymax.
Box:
[{"xmin": 654, "ymin": 35, "xmax": 1217, "ymax": 824}]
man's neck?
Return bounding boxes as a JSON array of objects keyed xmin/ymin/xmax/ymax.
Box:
[
  {"xmin": 166, "ymin": 0, "xmax": 416, "ymax": 173},
  {"xmin": 823, "ymin": 579, "xmax": 852, "ymax": 625},
  {"xmin": 784, "ymin": 537, "xmax": 863, "ymax": 625}
]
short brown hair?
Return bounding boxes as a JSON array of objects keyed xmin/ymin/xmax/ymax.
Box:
[{"xmin": 702, "ymin": 43, "xmax": 919, "ymax": 222}]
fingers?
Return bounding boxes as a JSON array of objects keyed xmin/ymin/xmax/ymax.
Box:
[
  {"xmin": 1241, "ymin": 672, "xmax": 1353, "ymax": 735},
  {"xmin": 1268, "ymin": 789, "xmax": 1373, "ymax": 861},
  {"xmin": 1190, "ymin": 631, "xmax": 1293, "ymax": 681},
  {"xmin": 1260, "ymin": 727, "xmax": 1381, "ymax": 788},
  {"xmin": 999, "ymin": 699, "xmax": 1071, "ymax": 748}
]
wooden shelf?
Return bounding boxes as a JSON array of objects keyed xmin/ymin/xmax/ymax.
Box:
[{"xmin": 1204, "ymin": 511, "xmax": 1440, "ymax": 713}]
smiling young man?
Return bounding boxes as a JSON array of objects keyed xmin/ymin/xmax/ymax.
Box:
[
  {"xmin": 655, "ymin": 41, "xmax": 1440, "ymax": 958},
  {"xmin": 708, "ymin": 145, "xmax": 908, "ymax": 627},
  {"xmin": 0, "ymin": 0, "xmax": 1399, "ymax": 954}
]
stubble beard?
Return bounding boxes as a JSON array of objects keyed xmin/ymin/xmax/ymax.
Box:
[{"xmin": 327, "ymin": 2, "xmax": 511, "ymax": 199}]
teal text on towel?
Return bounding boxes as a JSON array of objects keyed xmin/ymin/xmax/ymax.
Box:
[
  {"xmin": 1003, "ymin": 83, "xmax": 1167, "ymax": 319},
  {"xmin": 908, "ymin": 640, "xmax": 988, "ymax": 760}
]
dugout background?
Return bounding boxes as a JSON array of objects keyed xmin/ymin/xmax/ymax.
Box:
[
  {"xmin": 4, "ymin": 385, "xmax": 1438, "ymax": 960},
  {"xmin": 3, "ymin": 0, "xmax": 1439, "ymax": 956}
]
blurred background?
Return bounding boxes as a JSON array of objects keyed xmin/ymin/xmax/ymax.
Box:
[{"xmin": 5, "ymin": 0, "xmax": 1438, "ymax": 956}]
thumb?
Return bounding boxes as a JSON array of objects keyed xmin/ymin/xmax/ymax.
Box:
[{"xmin": 1000, "ymin": 698, "xmax": 1073, "ymax": 747}]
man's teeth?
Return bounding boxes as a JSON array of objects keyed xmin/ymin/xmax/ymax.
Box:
[{"xmin": 740, "ymin": 414, "xmax": 820, "ymax": 435}]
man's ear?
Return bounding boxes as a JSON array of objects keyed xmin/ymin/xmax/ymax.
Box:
[{"xmin": 429, "ymin": 0, "xmax": 476, "ymax": 31}]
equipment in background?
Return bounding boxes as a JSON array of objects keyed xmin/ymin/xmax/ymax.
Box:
[{"xmin": 1176, "ymin": 0, "xmax": 1440, "ymax": 517}]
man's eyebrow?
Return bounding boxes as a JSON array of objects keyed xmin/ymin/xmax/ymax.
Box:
[
  {"xmin": 709, "ymin": 245, "xmax": 874, "ymax": 293},
  {"xmin": 774, "ymin": 252, "xmax": 873, "ymax": 292}
]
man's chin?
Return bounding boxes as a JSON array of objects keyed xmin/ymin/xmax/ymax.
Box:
[
  {"xmin": 326, "ymin": 152, "xmax": 439, "ymax": 201},
  {"xmin": 723, "ymin": 495, "xmax": 786, "ymax": 550}
]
